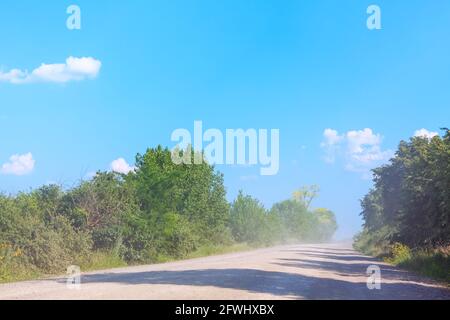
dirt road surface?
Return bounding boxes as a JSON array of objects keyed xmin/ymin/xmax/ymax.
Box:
[{"xmin": 1, "ymin": 243, "xmax": 449, "ymax": 300}]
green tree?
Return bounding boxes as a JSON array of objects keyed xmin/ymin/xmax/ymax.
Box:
[
  {"xmin": 229, "ymin": 191, "xmax": 272, "ymax": 244},
  {"xmin": 127, "ymin": 145, "xmax": 231, "ymax": 257},
  {"xmin": 357, "ymin": 129, "xmax": 450, "ymax": 250}
]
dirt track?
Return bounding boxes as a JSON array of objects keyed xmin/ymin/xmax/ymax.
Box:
[{"xmin": 1, "ymin": 243, "xmax": 449, "ymax": 300}]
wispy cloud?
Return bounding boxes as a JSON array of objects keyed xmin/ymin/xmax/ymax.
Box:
[
  {"xmin": 320, "ymin": 129, "xmax": 344, "ymax": 163},
  {"xmin": 0, "ymin": 57, "xmax": 101, "ymax": 84},
  {"xmin": 1, "ymin": 152, "xmax": 35, "ymax": 176},
  {"xmin": 321, "ymin": 128, "xmax": 393, "ymax": 178}
]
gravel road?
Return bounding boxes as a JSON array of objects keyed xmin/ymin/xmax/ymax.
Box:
[{"xmin": 0, "ymin": 243, "xmax": 449, "ymax": 300}]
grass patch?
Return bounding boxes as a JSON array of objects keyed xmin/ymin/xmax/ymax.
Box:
[
  {"xmin": 395, "ymin": 248, "xmax": 450, "ymax": 283},
  {"xmin": 0, "ymin": 244, "xmax": 40, "ymax": 283},
  {"xmin": 0, "ymin": 261, "xmax": 40, "ymax": 284},
  {"xmin": 78, "ymin": 251, "xmax": 127, "ymax": 272},
  {"xmin": 0, "ymin": 251, "xmax": 127, "ymax": 284}
]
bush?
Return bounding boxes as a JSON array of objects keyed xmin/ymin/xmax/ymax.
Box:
[
  {"xmin": 0, "ymin": 146, "xmax": 338, "ymax": 283},
  {"xmin": 0, "ymin": 244, "xmax": 37, "ymax": 283},
  {"xmin": 396, "ymin": 246, "xmax": 450, "ymax": 282},
  {"xmin": 0, "ymin": 243, "xmax": 27, "ymax": 282},
  {"xmin": 159, "ymin": 212, "xmax": 199, "ymax": 258},
  {"xmin": 22, "ymin": 217, "xmax": 92, "ymax": 273},
  {"xmin": 229, "ymin": 192, "xmax": 271, "ymax": 245},
  {"xmin": 353, "ymin": 227, "xmax": 393, "ymax": 257},
  {"xmin": 359, "ymin": 130, "xmax": 450, "ymax": 249},
  {"xmin": 386, "ymin": 243, "xmax": 412, "ymax": 265}
]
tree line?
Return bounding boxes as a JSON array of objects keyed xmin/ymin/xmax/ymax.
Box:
[
  {"xmin": 354, "ymin": 129, "xmax": 450, "ymax": 254},
  {"xmin": 0, "ymin": 146, "xmax": 337, "ymax": 280}
]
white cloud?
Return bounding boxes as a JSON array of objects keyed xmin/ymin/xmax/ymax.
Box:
[
  {"xmin": 414, "ymin": 128, "xmax": 438, "ymax": 139},
  {"xmin": 1, "ymin": 153, "xmax": 35, "ymax": 176},
  {"xmin": 0, "ymin": 69, "xmax": 27, "ymax": 83},
  {"xmin": 321, "ymin": 129, "xmax": 344, "ymax": 163},
  {"xmin": 110, "ymin": 158, "xmax": 135, "ymax": 174},
  {"xmin": 0, "ymin": 57, "xmax": 101, "ymax": 84},
  {"xmin": 322, "ymin": 129, "xmax": 344, "ymax": 146},
  {"xmin": 346, "ymin": 128, "xmax": 381, "ymax": 154},
  {"xmin": 321, "ymin": 128, "xmax": 393, "ymax": 177}
]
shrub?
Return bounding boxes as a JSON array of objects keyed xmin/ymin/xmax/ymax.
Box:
[
  {"xmin": 229, "ymin": 192, "xmax": 270, "ymax": 245},
  {"xmin": 159, "ymin": 212, "xmax": 199, "ymax": 258},
  {"xmin": 386, "ymin": 242, "xmax": 412, "ymax": 264},
  {"xmin": 397, "ymin": 246, "xmax": 450, "ymax": 282},
  {"xmin": 0, "ymin": 243, "xmax": 37, "ymax": 283},
  {"xmin": 22, "ymin": 217, "xmax": 92, "ymax": 273},
  {"xmin": 0, "ymin": 146, "xmax": 339, "ymax": 283}
]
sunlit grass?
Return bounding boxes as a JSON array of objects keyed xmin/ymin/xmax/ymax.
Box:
[
  {"xmin": 395, "ymin": 247, "xmax": 450, "ymax": 284},
  {"xmin": 78, "ymin": 251, "xmax": 127, "ymax": 272}
]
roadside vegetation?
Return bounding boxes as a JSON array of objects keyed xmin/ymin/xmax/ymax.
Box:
[
  {"xmin": 354, "ymin": 129, "xmax": 450, "ymax": 283},
  {"xmin": 0, "ymin": 146, "xmax": 337, "ymax": 283}
]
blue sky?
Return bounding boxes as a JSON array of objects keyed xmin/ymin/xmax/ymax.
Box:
[{"xmin": 0, "ymin": 1, "xmax": 449, "ymax": 238}]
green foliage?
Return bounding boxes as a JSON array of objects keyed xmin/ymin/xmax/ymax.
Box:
[
  {"xmin": 125, "ymin": 146, "xmax": 232, "ymax": 259},
  {"xmin": 355, "ymin": 237, "xmax": 450, "ymax": 283},
  {"xmin": 385, "ymin": 243, "xmax": 412, "ymax": 265},
  {"xmin": 353, "ymin": 227, "xmax": 392, "ymax": 257},
  {"xmin": 229, "ymin": 191, "xmax": 273, "ymax": 245},
  {"xmin": 397, "ymin": 247, "xmax": 450, "ymax": 282},
  {"xmin": 0, "ymin": 190, "xmax": 92, "ymax": 274},
  {"xmin": 0, "ymin": 247, "xmax": 38, "ymax": 284},
  {"xmin": 23, "ymin": 217, "xmax": 92, "ymax": 272},
  {"xmin": 158, "ymin": 212, "xmax": 199, "ymax": 258},
  {"xmin": 0, "ymin": 144, "xmax": 338, "ymax": 283},
  {"xmin": 355, "ymin": 129, "xmax": 450, "ymax": 282},
  {"xmin": 79, "ymin": 250, "xmax": 127, "ymax": 272},
  {"xmin": 359, "ymin": 129, "xmax": 450, "ymax": 248}
]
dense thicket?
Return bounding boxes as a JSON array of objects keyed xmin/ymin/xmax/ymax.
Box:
[
  {"xmin": 1, "ymin": 146, "xmax": 337, "ymax": 280},
  {"xmin": 355, "ymin": 129, "xmax": 450, "ymax": 253}
]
